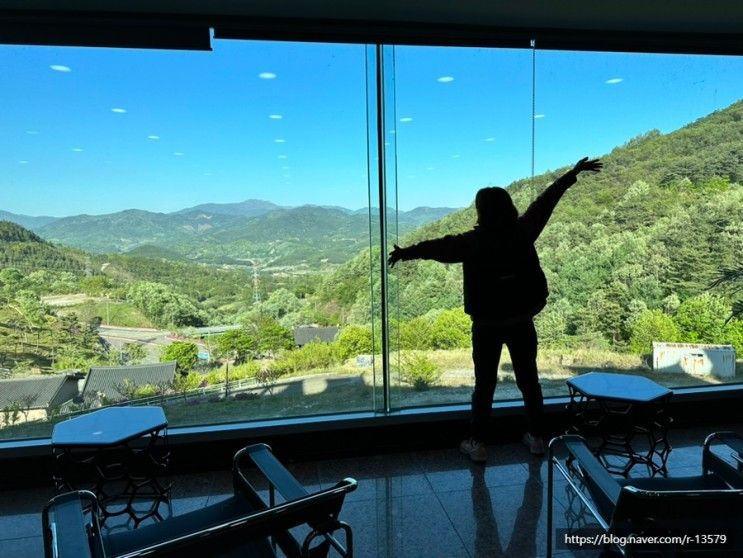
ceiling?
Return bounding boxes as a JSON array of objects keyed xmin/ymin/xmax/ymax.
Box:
[
  {"xmin": 0, "ymin": 0, "xmax": 741, "ymax": 35},
  {"xmin": 1, "ymin": 1, "xmax": 741, "ymax": 54}
]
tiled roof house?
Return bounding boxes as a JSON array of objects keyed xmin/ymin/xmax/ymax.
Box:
[{"xmin": 82, "ymin": 362, "xmax": 177, "ymax": 402}]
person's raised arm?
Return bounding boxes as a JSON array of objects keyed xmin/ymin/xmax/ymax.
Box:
[
  {"xmin": 388, "ymin": 233, "xmax": 470, "ymax": 268},
  {"xmin": 520, "ymin": 157, "xmax": 602, "ymax": 242}
]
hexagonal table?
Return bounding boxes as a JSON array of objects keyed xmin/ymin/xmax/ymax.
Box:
[
  {"xmin": 52, "ymin": 406, "xmax": 171, "ymax": 527},
  {"xmin": 566, "ymin": 372, "xmax": 673, "ymax": 476}
]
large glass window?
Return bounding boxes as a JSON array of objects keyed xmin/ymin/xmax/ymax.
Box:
[
  {"xmin": 1, "ymin": 34, "xmax": 741, "ymax": 441},
  {"xmin": 388, "ymin": 45, "xmax": 743, "ymax": 409},
  {"xmin": 386, "ymin": 45, "xmax": 534, "ymax": 408},
  {"xmin": 0, "ymin": 39, "xmax": 383, "ymax": 439}
]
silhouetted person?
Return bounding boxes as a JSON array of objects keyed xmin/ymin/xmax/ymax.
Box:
[{"xmin": 388, "ymin": 157, "xmax": 602, "ymax": 462}]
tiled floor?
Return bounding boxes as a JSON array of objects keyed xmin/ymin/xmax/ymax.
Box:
[{"xmin": 2, "ymin": 422, "xmax": 740, "ymax": 558}]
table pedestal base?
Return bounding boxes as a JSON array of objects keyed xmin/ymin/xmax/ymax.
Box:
[{"xmin": 567, "ymin": 385, "xmax": 672, "ymax": 477}]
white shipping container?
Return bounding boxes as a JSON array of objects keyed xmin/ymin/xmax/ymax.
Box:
[{"xmin": 652, "ymin": 342, "xmax": 736, "ymax": 378}]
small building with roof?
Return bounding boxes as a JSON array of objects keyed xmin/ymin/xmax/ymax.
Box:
[
  {"xmin": 293, "ymin": 326, "xmax": 339, "ymax": 347},
  {"xmin": 0, "ymin": 373, "xmax": 82, "ymax": 424},
  {"xmin": 82, "ymin": 361, "xmax": 177, "ymax": 403}
]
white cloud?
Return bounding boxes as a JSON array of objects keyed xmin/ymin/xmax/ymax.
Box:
[
  {"xmin": 173, "ymin": 152, "xmax": 184, "ymax": 156},
  {"xmin": 278, "ymin": 155, "xmax": 288, "ymax": 159},
  {"xmin": 274, "ymin": 139, "xmax": 286, "ymax": 143},
  {"xmin": 111, "ymin": 108, "xmax": 127, "ymax": 113},
  {"xmin": 280, "ymin": 166, "xmax": 290, "ymax": 170},
  {"xmin": 437, "ymin": 76, "xmax": 454, "ymax": 83},
  {"xmin": 26, "ymin": 130, "xmax": 40, "ymax": 135},
  {"xmin": 71, "ymin": 148, "xmax": 84, "ymax": 152},
  {"xmin": 147, "ymin": 135, "xmax": 160, "ymax": 140},
  {"xmin": 259, "ymin": 72, "xmax": 277, "ymax": 79},
  {"xmin": 485, "ymin": 137, "xmax": 495, "ymax": 142},
  {"xmin": 268, "ymin": 114, "xmax": 283, "ymax": 120},
  {"xmin": 425, "ymin": 166, "xmax": 435, "ymax": 171},
  {"xmin": 451, "ymin": 154, "xmax": 461, "ymax": 159},
  {"xmin": 50, "ymin": 65, "xmax": 71, "ymax": 73},
  {"xmin": 399, "ymin": 117, "xmax": 413, "ymax": 123},
  {"xmin": 18, "ymin": 160, "xmax": 29, "ymax": 164},
  {"xmin": 534, "ymin": 114, "xmax": 545, "ymax": 119},
  {"xmin": 606, "ymin": 78, "xmax": 623, "ymax": 84}
]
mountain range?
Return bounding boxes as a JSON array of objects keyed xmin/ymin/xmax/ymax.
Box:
[{"xmin": 0, "ymin": 202, "xmax": 458, "ymax": 269}]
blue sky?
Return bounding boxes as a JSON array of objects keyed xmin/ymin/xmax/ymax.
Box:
[{"xmin": 1, "ymin": 40, "xmax": 741, "ymax": 216}]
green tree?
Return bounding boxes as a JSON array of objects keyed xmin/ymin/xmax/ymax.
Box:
[
  {"xmin": 254, "ymin": 319, "xmax": 294, "ymax": 354},
  {"xmin": 629, "ymin": 310, "xmax": 681, "ymax": 355},
  {"xmin": 261, "ymin": 288, "xmax": 303, "ymax": 321},
  {"xmin": 675, "ymin": 293, "xmax": 731, "ymax": 344},
  {"xmin": 128, "ymin": 281, "xmax": 206, "ymax": 328},
  {"xmin": 724, "ymin": 319, "xmax": 743, "ymax": 354},
  {"xmin": 161, "ymin": 341, "xmax": 198, "ymax": 372},
  {"xmin": 217, "ymin": 329, "xmax": 256, "ymax": 363},
  {"xmin": 8, "ymin": 289, "xmax": 48, "ymax": 345}
]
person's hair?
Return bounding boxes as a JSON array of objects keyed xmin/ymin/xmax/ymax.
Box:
[{"xmin": 475, "ymin": 187, "xmax": 518, "ymax": 227}]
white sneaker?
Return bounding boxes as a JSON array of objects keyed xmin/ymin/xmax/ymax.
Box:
[
  {"xmin": 522, "ymin": 433, "xmax": 546, "ymax": 455},
  {"xmin": 460, "ymin": 438, "xmax": 487, "ymax": 463}
]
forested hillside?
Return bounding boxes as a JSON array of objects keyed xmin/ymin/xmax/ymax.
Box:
[
  {"xmin": 33, "ymin": 203, "xmax": 458, "ymax": 269},
  {"xmin": 317, "ymin": 100, "xmax": 743, "ymax": 352},
  {"xmin": 0, "ymin": 221, "xmax": 88, "ymax": 275}
]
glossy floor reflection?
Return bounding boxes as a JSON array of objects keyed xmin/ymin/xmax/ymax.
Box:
[{"xmin": 1, "ymin": 421, "xmax": 740, "ymax": 558}]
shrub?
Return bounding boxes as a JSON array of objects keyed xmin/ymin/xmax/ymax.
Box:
[
  {"xmin": 133, "ymin": 384, "xmax": 158, "ymax": 399},
  {"xmin": 396, "ymin": 317, "xmax": 434, "ymax": 350},
  {"xmin": 229, "ymin": 361, "xmax": 260, "ymax": 381},
  {"xmin": 400, "ymin": 352, "xmax": 442, "ymax": 391},
  {"xmin": 173, "ymin": 372, "xmax": 203, "ymax": 393},
  {"xmin": 335, "ymin": 324, "xmax": 373, "ymax": 360},
  {"xmin": 430, "ymin": 308, "xmax": 471, "ymax": 349},
  {"xmin": 204, "ymin": 370, "xmax": 225, "ymax": 385},
  {"xmin": 291, "ymin": 341, "xmax": 337, "ymax": 372}
]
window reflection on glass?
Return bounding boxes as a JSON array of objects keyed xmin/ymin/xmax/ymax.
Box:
[{"xmin": 0, "ymin": 39, "xmax": 378, "ymax": 439}]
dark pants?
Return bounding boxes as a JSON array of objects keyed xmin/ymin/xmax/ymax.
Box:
[{"xmin": 470, "ymin": 319, "xmax": 544, "ymax": 442}]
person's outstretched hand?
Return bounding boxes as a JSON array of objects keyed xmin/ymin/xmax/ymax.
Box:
[
  {"xmin": 388, "ymin": 244, "xmax": 405, "ymax": 268},
  {"xmin": 570, "ymin": 157, "xmax": 603, "ymax": 175}
]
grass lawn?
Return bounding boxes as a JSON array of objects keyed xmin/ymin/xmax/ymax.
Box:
[{"xmin": 62, "ymin": 300, "xmax": 153, "ymax": 328}]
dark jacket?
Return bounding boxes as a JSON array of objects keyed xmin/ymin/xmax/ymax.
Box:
[{"xmin": 400, "ymin": 173, "xmax": 577, "ymax": 323}]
